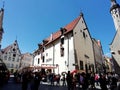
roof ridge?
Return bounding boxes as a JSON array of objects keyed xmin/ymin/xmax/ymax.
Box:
[{"xmin": 40, "ymin": 15, "xmax": 82, "ymax": 46}]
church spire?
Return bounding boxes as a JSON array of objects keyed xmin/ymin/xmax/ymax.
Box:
[
  {"xmin": 0, "ymin": 1, "xmax": 5, "ymax": 49},
  {"xmin": 110, "ymin": 0, "xmax": 120, "ymax": 31}
]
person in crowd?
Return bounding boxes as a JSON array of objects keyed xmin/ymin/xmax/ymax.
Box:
[
  {"xmin": 81, "ymin": 72, "xmax": 89, "ymax": 90},
  {"xmin": 106, "ymin": 72, "xmax": 112, "ymax": 88},
  {"xmin": 95, "ymin": 72, "xmax": 99, "ymax": 86},
  {"xmin": 90, "ymin": 73, "xmax": 95, "ymax": 89},
  {"xmin": 22, "ymin": 71, "xmax": 29, "ymax": 90},
  {"xmin": 34, "ymin": 72, "xmax": 42, "ymax": 90},
  {"xmin": 117, "ymin": 82, "xmax": 120, "ymax": 90},
  {"xmin": 99, "ymin": 74, "xmax": 108, "ymax": 90},
  {"xmin": 110, "ymin": 72, "xmax": 118, "ymax": 90},
  {"xmin": 29, "ymin": 72, "xmax": 35, "ymax": 90},
  {"xmin": 66, "ymin": 71, "xmax": 73, "ymax": 90},
  {"xmin": 56, "ymin": 74, "xmax": 61, "ymax": 86},
  {"xmin": 62, "ymin": 74, "xmax": 66, "ymax": 86},
  {"xmin": 0, "ymin": 70, "xmax": 4, "ymax": 87},
  {"xmin": 49, "ymin": 73, "xmax": 55, "ymax": 86}
]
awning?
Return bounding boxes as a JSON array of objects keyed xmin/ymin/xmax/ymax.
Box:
[
  {"xmin": 35, "ymin": 66, "xmax": 57, "ymax": 69},
  {"xmin": 71, "ymin": 69, "xmax": 77, "ymax": 74}
]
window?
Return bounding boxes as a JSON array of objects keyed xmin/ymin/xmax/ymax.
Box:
[
  {"xmin": 14, "ymin": 43, "xmax": 16, "ymax": 46},
  {"xmin": 82, "ymin": 20, "xmax": 84, "ymax": 23},
  {"xmin": 8, "ymin": 57, "xmax": 11, "ymax": 61},
  {"xmin": 38, "ymin": 58, "xmax": 40, "ymax": 64},
  {"xmin": 60, "ymin": 47, "xmax": 64, "ymax": 57},
  {"xmin": 60, "ymin": 28, "xmax": 66, "ymax": 35},
  {"xmin": 89, "ymin": 65, "xmax": 91, "ymax": 70},
  {"xmin": 11, "ymin": 64, "xmax": 14, "ymax": 68},
  {"xmin": 83, "ymin": 32, "xmax": 86, "ymax": 38},
  {"xmin": 4, "ymin": 56, "xmax": 7, "ymax": 60},
  {"xmin": 42, "ymin": 47, "xmax": 45, "ymax": 52},
  {"xmin": 13, "ymin": 54, "xmax": 16, "ymax": 57},
  {"xmin": 13, "ymin": 48, "xmax": 15, "ymax": 51},
  {"xmin": 80, "ymin": 61, "xmax": 84, "ymax": 70},
  {"xmin": 16, "ymin": 65, "xmax": 18, "ymax": 68},
  {"xmin": 13, "ymin": 58, "xmax": 15, "ymax": 61},
  {"xmin": 46, "ymin": 53, "xmax": 48, "ymax": 56},
  {"xmin": 116, "ymin": 14, "xmax": 118, "ymax": 17},
  {"xmin": 61, "ymin": 37, "xmax": 64, "ymax": 44},
  {"xmin": 17, "ymin": 58, "xmax": 19, "ymax": 62},
  {"xmin": 7, "ymin": 63, "xmax": 10, "ymax": 68},
  {"xmin": 42, "ymin": 56, "xmax": 45, "ymax": 63},
  {"xmin": 80, "ymin": 30, "xmax": 82, "ymax": 32}
]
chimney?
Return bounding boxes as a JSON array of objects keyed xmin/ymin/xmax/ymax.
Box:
[
  {"xmin": 97, "ymin": 40, "xmax": 101, "ymax": 47},
  {"xmin": 50, "ymin": 33, "xmax": 53, "ymax": 41}
]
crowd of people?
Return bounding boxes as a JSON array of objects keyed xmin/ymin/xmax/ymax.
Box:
[
  {"xmin": 65, "ymin": 71, "xmax": 120, "ymax": 90},
  {"xmin": 1, "ymin": 69, "xmax": 120, "ymax": 90},
  {"xmin": 0, "ymin": 70, "xmax": 10, "ymax": 87}
]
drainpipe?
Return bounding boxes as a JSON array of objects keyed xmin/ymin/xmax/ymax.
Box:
[
  {"xmin": 67, "ymin": 36, "xmax": 69, "ymax": 71},
  {"xmin": 53, "ymin": 44, "xmax": 55, "ymax": 73}
]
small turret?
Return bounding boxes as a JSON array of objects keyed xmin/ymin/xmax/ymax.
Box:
[
  {"xmin": 110, "ymin": 0, "xmax": 120, "ymax": 12},
  {"xmin": 110, "ymin": 0, "xmax": 120, "ymax": 31}
]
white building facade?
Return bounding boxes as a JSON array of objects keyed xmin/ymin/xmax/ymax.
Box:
[
  {"xmin": 34, "ymin": 30, "xmax": 75, "ymax": 74},
  {"xmin": 34, "ymin": 13, "xmax": 103, "ymax": 74}
]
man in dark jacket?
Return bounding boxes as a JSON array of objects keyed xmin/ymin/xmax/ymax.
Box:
[
  {"xmin": 66, "ymin": 71, "xmax": 73, "ymax": 90},
  {"xmin": 34, "ymin": 72, "xmax": 42, "ymax": 90}
]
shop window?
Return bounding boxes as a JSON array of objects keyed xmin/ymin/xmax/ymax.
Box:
[{"xmin": 80, "ymin": 61, "xmax": 84, "ymax": 70}]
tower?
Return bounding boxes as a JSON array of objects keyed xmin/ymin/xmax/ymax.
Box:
[
  {"xmin": 110, "ymin": 0, "xmax": 120, "ymax": 31},
  {"xmin": 0, "ymin": 8, "xmax": 4, "ymax": 49}
]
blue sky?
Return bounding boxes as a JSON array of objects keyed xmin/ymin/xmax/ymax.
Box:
[{"xmin": 0, "ymin": 0, "xmax": 119, "ymax": 56}]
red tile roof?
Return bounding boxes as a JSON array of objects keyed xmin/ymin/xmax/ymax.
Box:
[
  {"xmin": 42, "ymin": 15, "xmax": 81, "ymax": 46},
  {"xmin": 64, "ymin": 16, "xmax": 81, "ymax": 33}
]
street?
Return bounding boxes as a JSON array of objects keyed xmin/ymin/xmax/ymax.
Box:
[
  {"xmin": 0, "ymin": 77, "xmax": 120, "ymax": 90},
  {"xmin": 0, "ymin": 77, "xmax": 101, "ymax": 90},
  {"xmin": 1, "ymin": 83, "xmax": 69, "ymax": 90},
  {"xmin": 0, "ymin": 77, "xmax": 77, "ymax": 90}
]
